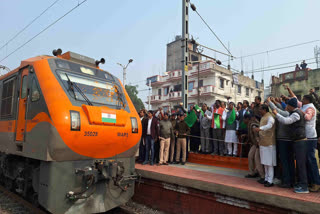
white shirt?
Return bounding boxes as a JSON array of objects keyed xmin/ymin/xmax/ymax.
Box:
[
  {"xmin": 147, "ymin": 118, "xmax": 153, "ymax": 135},
  {"xmin": 276, "ymin": 111, "xmax": 300, "ymax": 125},
  {"xmin": 243, "ymin": 107, "xmax": 249, "ymax": 116},
  {"xmin": 260, "ymin": 116, "xmax": 275, "ymax": 131}
]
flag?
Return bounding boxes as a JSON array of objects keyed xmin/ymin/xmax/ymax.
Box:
[
  {"xmin": 194, "ymin": 104, "xmax": 204, "ymax": 116},
  {"xmin": 214, "ymin": 113, "xmax": 221, "ymax": 128},
  {"xmin": 184, "ymin": 110, "xmax": 198, "ymax": 127},
  {"xmin": 227, "ymin": 108, "xmax": 236, "ymax": 125},
  {"xmin": 101, "ymin": 113, "xmax": 116, "ymax": 123}
]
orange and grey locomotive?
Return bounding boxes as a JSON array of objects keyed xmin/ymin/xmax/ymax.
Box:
[{"xmin": 0, "ymin": 49, "xmax": 141, "ymax": 213}]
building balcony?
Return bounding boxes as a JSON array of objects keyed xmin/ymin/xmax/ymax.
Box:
[
  {"xmin": 199, "ymin": 85, "xmax": 215, "ymax": 96},
  {"xmin": 168, "ymin": 91, "xmax": 182, "ymax": 100}
]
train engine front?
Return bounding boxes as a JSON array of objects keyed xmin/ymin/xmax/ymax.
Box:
[{"xmin": 0, "ymin": 49, "xmax": 141, "ymax": 214}]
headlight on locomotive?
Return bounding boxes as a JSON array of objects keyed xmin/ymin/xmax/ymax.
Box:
[
  {"xmin": 130, "ymin": 117, "xmax": 138, "ymax": 133},
  {"xmin": 70, "ymin": 111, "xmax": 81, "ymax": 131}
]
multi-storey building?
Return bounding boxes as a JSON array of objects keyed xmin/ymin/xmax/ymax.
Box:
[
  {"xmin": 271, "ymin": 68, "xmax": 320, "ymax": 100},
  {"xmin": 147, "ymin": 60, "xmax": 264, "ymax": 112}
]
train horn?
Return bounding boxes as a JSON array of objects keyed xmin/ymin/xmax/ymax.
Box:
[
  {"xmin": 52, "ymin": 49, "xmax": 63, "ymax": 56},
  {"xmin": 95, "ymin": 58, "xmax": 105, "ymax": 67}
]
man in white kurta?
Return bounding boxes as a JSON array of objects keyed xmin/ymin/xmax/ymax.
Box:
[{"xmin": 254, "ymin": 104, "xmax": 276, "ymax": 187}]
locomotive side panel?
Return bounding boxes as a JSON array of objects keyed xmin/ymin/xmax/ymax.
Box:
[{"xmin": 0, "ymin": 73, "xmax": 21, "ymax": 155}]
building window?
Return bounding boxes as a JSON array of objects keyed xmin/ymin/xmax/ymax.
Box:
[
  {"xmin": 226, "ymin": 80, "xmax": 229, "ymax": 86},
  {"xmin": 238, "ymin": 85, "xmax": 241, "ymax": 94},
  {"xmin": 174, "ymin": 84, "xmax": 182, "ymax": 92},
  {"xmin": 258, "ymin": 91, "xmax": 262, "ymax": 97},
  {"xmin": 255, "ymin": 81, "xmax": 260, "ymax": 89},
  {"xmin": 219, "ymin": 78, "xmax": 224, "ymax": 89},
  {"xmin": 246, "ymin": 88, "xmax": 249, "ymax": 96},
  {"xmin": 164, "ymin": 87, "xmax": 169, "ymax": 96},
  {"xmin": 1, "ymin": 77, "xmax": 16, "ymax": 118},
  {"xmin": 158, "ymin": 89, "xmax": 162, "ymax": 96},
  {"xmin": 188, "ymin": 82, "xmax": 194, "ymax": 91},
  {"xmin": 199, "ymin": 80, "xmax": 203, "ymax": 88}
]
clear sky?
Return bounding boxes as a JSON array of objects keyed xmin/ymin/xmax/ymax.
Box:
[{"xmin": 1, "ymin": 0, "xmax": 320, "ymax": 103}]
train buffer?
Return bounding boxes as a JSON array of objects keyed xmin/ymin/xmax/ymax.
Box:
[{"xmin": 133, "ymin": 163, "xmax": 320, "ymax": 214}]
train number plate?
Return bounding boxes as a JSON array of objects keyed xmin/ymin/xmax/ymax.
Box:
[{"xmin": 84, "ymin": 131, "xmax": 98, "ymax": 136}]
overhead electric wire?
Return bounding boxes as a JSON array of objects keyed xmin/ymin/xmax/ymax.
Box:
[
  {"xmin": 0, "ymin": 0, "xmax": 61, "ymax": 52},
  {"xmin": 222, "ymin": 40, "xmax": 320, "ymax": 63},
  {"xmin": 0, "ymin": 0, "xmax": 88, "ymax": 63},
  {"xmin": 190, "ymin": 3, "xmax": 233, "ymax": 57},
  {"xmin": 244, "ymin": 57, "xmax": 316, "ymax": 74},
  {"xmin": 198, "ymin": 43, "xmax": 231, "ymax": 57},
  {"xmin": 244, "ymin": 62, "xmax": 317, "ymax": 74}
]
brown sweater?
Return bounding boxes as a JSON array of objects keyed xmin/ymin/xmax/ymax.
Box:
[
  {"xmin": 259, "ymin": 112, "xmax": 276, "ymax": 147},
  {"xmin": 174, "ymin": 120, "xmax": 190, "ymax": 138}
]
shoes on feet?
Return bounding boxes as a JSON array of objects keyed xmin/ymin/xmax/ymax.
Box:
[
  {"xmin": 245, "ymin": 173, "xmax": 259, "ymax": 178},
  {"xmin": 257, "ymin": 178, "xmax": 266, "ymax": 184},
  {"xmin": 309, "ymin": 184, "xmax": 320, "ymax": 192},
  {"xmin": 294, "ymin": 186, "xmax": 309, "ymax": 194},
  {"xmin": 264, "ymin": 182, "xmax": 274, "ymax": 187}
]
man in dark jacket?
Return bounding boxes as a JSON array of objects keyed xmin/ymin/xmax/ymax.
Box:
[
  {"xmin": 253, "ymin": 96, "xmax": 262, "ymax": 121},
  {"xmin": 174, "ymin": 114, "xmax": 190, "ymax": 165},
  {"xmin": 267, "ymin": 97, "xmax": 294, "ymax": 188},
  {"xmin": 138, "ymin": 109, "xmax": 147, "ymax": 163},
  {"xmin": 273, "ymin": 98, "xmax": 309, "ymax": 193},
  {"xmin": 142, "ymin": 111, "xmax": 159, "ymax": 166}
]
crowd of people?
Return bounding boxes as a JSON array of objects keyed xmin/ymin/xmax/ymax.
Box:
[{"xmin": 137, "ymin": 85, "xmax": 320, "ymax": 194}]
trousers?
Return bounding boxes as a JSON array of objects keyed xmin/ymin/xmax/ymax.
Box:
[
  {"xmin": 278, "ymin": 140, "xmax": 295, "ymax": 185},
  {"xmin": 159, "ymin": 138, "xmax": 170, "ymax": 164},
  {"xmin": 213, "ymin": 129, "xmax": 224, "ymax": 155},
  {"xmin": 306, "ymin": 139, "xmax": 320, "ymax": 185},
  {"xmin": 294, "ymin": 140, "xmax": 308, "ymax": 189},
  {"xmin": 169, "ymin": 136, "xmax": 176, "ymax": 162},
  {"xmin": 144, "ymin": 136, "xmax": 155, "ymax": 164},
  {"xmin": 248, "ymin": 145, "xmax": 265, "ymax": 178},
  {"xmin": 200, "ymin": 127, "xmax": 210, "ymax": 153},
  {"xmin": 264, "ymin": 165, "xmax": 274, "ymax": 184},
  {"xmin": 176, "ymin": 138, "xmax": 187, "ymax": 163}
]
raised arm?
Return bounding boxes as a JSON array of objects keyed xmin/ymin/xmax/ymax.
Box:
[
  {"xmin": 268, "ymin": 100, "xmax": 289, "ymax": 117},
  {"xmin": 274, "ymin": 110, "xmax": 300, "ymax": 125}
]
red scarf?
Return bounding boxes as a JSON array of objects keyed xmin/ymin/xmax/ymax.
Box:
[{"xmin": 211, "ymin": 107, "xmax": 224, "ymax": 129}]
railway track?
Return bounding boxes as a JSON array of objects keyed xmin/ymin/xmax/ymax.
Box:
[{"xmin": 0, "ymin": 185, "xmax": 46, "ymax": 214}]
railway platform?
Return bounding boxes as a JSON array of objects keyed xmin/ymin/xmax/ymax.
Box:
[{"xmin": 133, "ymin": 161, "xmax": 320, "ymax": 214}]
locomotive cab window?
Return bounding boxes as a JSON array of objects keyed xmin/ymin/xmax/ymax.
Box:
[
  {"xmin": 21, "ymin": 76, "xmax": 28, "ymax": 99},
  {"xmin": 31, "ymin": 78, "xmax": 40, "ymax": 102},
  {"xmin": 57, "ymin": 70, "xmax": 126, "ymax": 107},
  {"xmin": 1, "ymin": 77, "xmax": 16, "ymax": 118}
]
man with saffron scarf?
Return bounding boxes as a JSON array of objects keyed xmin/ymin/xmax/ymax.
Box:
[
  {"xmin": 225, "ymin": 102, "xmax": 239, "ymax": 156},
  {"xmin": 208, "ymin": 100, "xmax": 226, "ymax": 156}
]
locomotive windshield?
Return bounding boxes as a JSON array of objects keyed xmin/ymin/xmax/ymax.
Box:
[{"xmin": 58, "ymin": 70, "xmax": 125, "ymax": 107}]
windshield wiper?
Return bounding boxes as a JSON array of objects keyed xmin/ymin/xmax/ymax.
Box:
[
  {"xmin": 65, "ymin": 73, "xmax": 93, "ymax": 106},
  {"xmin": 114, "ymin": 85, "xmax": 126, "ymax": 109}
]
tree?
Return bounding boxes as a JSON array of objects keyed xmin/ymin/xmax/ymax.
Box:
[{"xmin": 125, "ymin": 85, "xmax": 145, "ymax": 112}]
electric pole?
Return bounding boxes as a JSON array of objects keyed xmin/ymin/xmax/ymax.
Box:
[
  {"xmin": 117, "ymin": 59, "xmax": 133, "ymax": 86},
  {"xmin": 148, "ymin": 79, "xmax": 152, "ymax": 110},
  {"xmin": 182, "ymin": 0, "xmax": 189, "ymax": 110}
]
